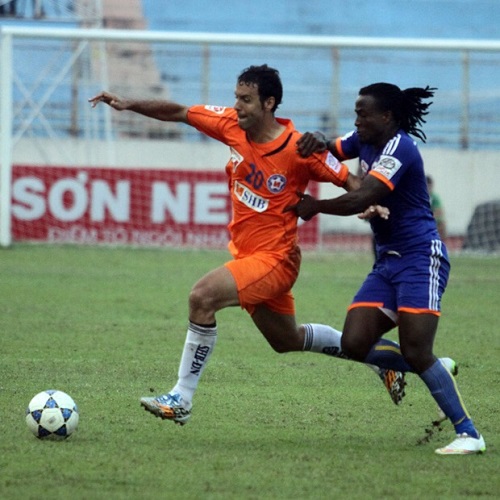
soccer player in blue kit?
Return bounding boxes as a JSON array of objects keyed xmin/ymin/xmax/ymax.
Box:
[{"xmin": 291, "ymin": 82, "xmax": 485, "ymax": 455}]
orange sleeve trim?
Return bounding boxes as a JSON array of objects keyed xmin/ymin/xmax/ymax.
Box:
[
  {"xmin": 335, "ymin": 137, "xmax": 347, "ymax": 159},
  {"xmin": 339, "ymin": 162, "xmax": 350, "ymax": 187},
  {"xmin": 368, "ymin": 170, "xmax": 394, "ymax": 191},
  {"xmin": 398, "ymin": 307, "xmax": 441, "ymax": 316},
  {"xmin": 348, "ymin": 302, "xmax": 384, "ymax": 311}
]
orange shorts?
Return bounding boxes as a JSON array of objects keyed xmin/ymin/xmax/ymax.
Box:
[{"xmin": 224, "ymin": 246, "xmax": 301, "ymax": 316}]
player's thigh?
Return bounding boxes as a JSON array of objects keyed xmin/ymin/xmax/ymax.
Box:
[
  {"xmin": 351, "ymin": 262, "xmax": 398, "ymax": 313},
  {"xmin": 251, "ymin": 304, "xmax": 301, "ymax": 352},
  {"xmin": 190, "ymin": 265, "xmax": 240, "ymax": 312},
  {"xmin": 398, "ymin": 311, "xmax": 439, "ymax": 372},
  {"xmin": 342, "ymin": 306, "xmax": 395, "ymax": 360},
  {"xmin": 225, "ymin": 250, "xmax": 300, "ymax": 312},
  {"xmin": 343, "ymin": 266, "xmax": 397, "ymax": 357},
  {"xmin": 396, "ymin": 246, "xmax": 450, "ymax": 313}
]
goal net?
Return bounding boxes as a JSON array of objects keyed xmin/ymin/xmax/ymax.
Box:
[{"xmin": 462, "ymin": 200, "xmax": 500, "ymax": 253}]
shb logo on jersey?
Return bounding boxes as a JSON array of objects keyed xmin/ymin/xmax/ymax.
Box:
[
  {"xmin": 373, "ymin": 155, "xmax": 402, "ymax": 179},
  {"xmin": 229, "ymin": 147, "xmax": 244, "ymax": 172},
  {"xmin": 204, "ymin": 105, "xmax": 226, "ymax": 114},
  {"xmin": 267, "ymin": 174, "xmax": 287, "ymax": 193},
  {"xmin": 234, "ymin": 181, "xmax": 269, "ymax": 213}
]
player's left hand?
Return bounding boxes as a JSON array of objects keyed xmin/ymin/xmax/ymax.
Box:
[
  {"xmin": 358, "ymin": 205, "xmax": 390, "ymax": 220},
  {"xmin": 296, "ymin": 131, "xmax": 328, "ymax": 157},
  {"xmin": 284, "ymin": 192, "xmax": 319, "ymax": 221}
]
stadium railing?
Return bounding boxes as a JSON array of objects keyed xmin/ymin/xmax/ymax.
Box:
[{"xmin": 2, "ymin": 26, "xmax": 500, "ymax": 250}]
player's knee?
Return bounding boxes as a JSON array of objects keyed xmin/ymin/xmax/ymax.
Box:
[
  {"xmin": 189, "ymin": 284, "xmax": 215, "ymax": 313},
  {"xmin": 341, "ymin": 335, "xmax": 368, "ymax": 361},
  {"xmin": 269, "ymin": 342, "xmax": 286, "ymax": 354},
  {"xmin": 401, "ymin": 346, "xmax": 434, "ymax": 374},
  {"xmin": 267, "ymin": 338, "xmax": 293, "ymax": 354}
]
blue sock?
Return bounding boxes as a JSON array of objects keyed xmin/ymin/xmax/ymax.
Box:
[
  {"xmin": 420, "ymin": 360, "xmax": 479, "ymax": 438},
  {"xmin": 364, "ymin": 339, "xmax": 414, "ymax": 372}
]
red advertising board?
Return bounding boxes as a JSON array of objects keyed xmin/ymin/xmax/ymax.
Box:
[{"xmin": 11, "ymin": 165, "xmax": 319, "ymax": 248}]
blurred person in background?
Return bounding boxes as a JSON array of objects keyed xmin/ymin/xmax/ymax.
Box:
[{"xmin": 426, "ymin": 175, "xmax": 447, "ymax": 240}]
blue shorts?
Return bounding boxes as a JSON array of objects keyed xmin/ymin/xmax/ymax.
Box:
[{"xmin": 350, "ymin": 241, "xmax": 450, "ymax": 315}]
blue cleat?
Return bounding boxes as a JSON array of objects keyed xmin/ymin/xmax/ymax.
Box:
[{"xmin": 140, "ymin": 392, "xmax": 191, "ymax": 425}]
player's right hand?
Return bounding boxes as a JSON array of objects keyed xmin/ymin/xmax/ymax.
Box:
[
  {"xmin": 283, "ymin": 191, "xmax": 319, "ymax": 221},
  {"xmin": 88, "ymin": 91, "xmax": 127, "ymax": 110}
]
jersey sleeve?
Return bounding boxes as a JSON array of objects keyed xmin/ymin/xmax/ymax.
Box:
[
  {"xmin": 335, "ymin": 130, "xmax": 360, "ymax": 160},
  {"xmin": 186, "ymin": 105, "xmax": 237, "ymax": 143},
  {"xmin": 367, "ymin": 134, "xmax": 419, "ymax": 191},
  {"xmin": 306, "ymin": 150, "xmax": 350, "ymax": 187}
]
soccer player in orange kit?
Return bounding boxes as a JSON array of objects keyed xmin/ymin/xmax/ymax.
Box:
[{"xmin": 89, "ymin": 64, "xmax": 404, "ymax": 425}]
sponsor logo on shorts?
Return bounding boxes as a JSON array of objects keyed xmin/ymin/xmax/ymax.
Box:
[
  {"xmin": 267, "ymin": 174, "xmax": 287, "ymax": 193},
  {"xmin": 204, "ymin": 105, "xmax": 225, "ymax": 114},
  {"xmin": 234, "ymin": 180, "xmax": 269, "ymax": 212}
]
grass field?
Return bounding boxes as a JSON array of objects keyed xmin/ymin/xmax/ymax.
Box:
[{"xmin": 1, "ymin": 244, "xmax": 499, "ymax": 499}]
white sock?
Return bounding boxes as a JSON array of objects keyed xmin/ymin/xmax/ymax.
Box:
[
  {"xmin": 172, "ymin": 321, "xmax": 217, "ymax": 405},
  {"xmin": 302, "ymin": 323, "xmax": 347, "ymax": 358},
  {"xmin": 303, "ymin": 323, "xmax": 383, "ymax": 375}
]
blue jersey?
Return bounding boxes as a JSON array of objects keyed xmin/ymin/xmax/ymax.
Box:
[{"xmin": 336, "ymin": 129, "xmax": 440, "ymax": 255}]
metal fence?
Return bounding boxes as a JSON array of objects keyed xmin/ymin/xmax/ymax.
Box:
[
  {"xmin": 2, "ymin": 27, "xmax": 500, "ymax": 247},
  {"xmin": 2, "ymin": 27, "xmax": 500, "ymax": 149}
]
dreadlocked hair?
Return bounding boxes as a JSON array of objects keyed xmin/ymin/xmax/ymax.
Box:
[{"xmin": 360, "ymin": 83, "xmax": 436, "ymax": 142}]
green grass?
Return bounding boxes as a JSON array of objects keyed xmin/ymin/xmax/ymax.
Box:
[{"xmin": 1, "ymin": 244, "xmax": 499, "ymax": 499}]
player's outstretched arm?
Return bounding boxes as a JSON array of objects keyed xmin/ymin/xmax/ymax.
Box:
[
  {"xmin": 337, "ymin": 174, "xmax": 389, "ymax": 220},
  {"xmin": 285, "ymin": 176, "xmax": 391, "ymax": 220},
  {"xmin": 88, "ymin": 91, "xmax": 189, "ymax": 123},
  {"xmin": 343, "ymin": 172, "xmax": 362, "ymax": 192}
]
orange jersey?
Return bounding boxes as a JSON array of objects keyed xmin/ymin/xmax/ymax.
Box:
[{"xmin": 187, "ymin": 105, "xmax": 349, "ymax": 258}]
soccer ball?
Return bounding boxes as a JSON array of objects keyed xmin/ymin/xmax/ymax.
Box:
[{"xmin": 25, "ymin": 390, "xmax": 79, "ymax": 440}]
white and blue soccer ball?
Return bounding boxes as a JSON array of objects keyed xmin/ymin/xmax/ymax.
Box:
[{"xmin": 25, "ymin": 390, "xmax": 79, "ymax": 440}]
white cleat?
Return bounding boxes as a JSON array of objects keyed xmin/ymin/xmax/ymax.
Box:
[
  {"xmin": 435, "ymin": 433, "xmax": 486, "ymax": 455},
  {"xmin": 441, "ymin": 357, "xmax": 458, "ymax": 375}
]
